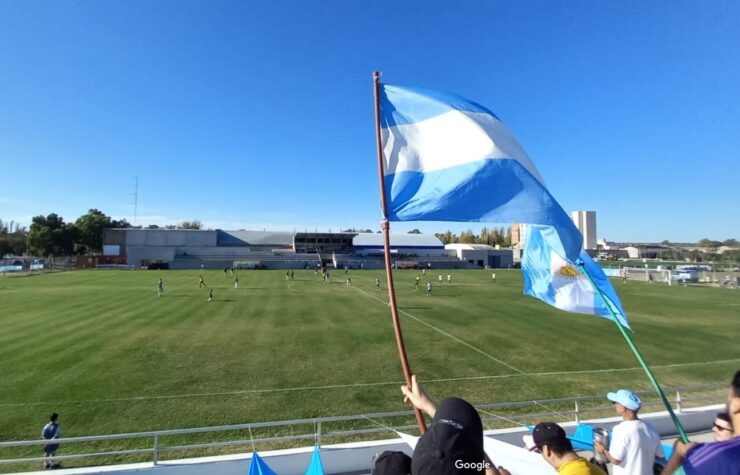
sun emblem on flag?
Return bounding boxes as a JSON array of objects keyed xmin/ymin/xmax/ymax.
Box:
[{"xmin": 557, "ymin": 264, "xmax": 580, "ymax": 279}]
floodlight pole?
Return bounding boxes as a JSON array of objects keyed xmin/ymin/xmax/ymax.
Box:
[
  {"xmin": 580, "ymin": 264, "xmax": 689, "ymax": 443},
  {"xmin": 373, "ymin": 71, "xmax": 427, "ymax": 434}
]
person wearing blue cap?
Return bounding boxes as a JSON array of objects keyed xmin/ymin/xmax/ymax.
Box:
[{"xmin": 594, "ymin": 389, "xmax": 663, "ymax": 475}]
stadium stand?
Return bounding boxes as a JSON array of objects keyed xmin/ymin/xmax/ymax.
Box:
[{"xmin": 102, "ymin": 229, "xmax": 501, "ymax": 270}]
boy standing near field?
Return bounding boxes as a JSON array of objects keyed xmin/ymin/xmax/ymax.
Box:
[{"xmin": 41, "ymin": 413, "xmax": 61, "ymax": 469}]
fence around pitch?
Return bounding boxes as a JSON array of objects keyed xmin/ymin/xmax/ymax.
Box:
[{"xmin": 0, "ymin": 383, "xmax": 727, "ymax": 473}]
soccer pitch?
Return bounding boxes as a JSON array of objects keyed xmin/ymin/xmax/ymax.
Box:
[{"xmin": 1, "ymin": 269, "xmax": 738, "ymax": 443}]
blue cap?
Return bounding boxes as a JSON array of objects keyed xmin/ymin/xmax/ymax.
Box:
[{"xmin": 607, "ymin": 389, "xmax": 642, "ymax": 411}]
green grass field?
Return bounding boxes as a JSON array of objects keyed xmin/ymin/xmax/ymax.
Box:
[{"xmin": 1, "ymin": 268, "xmax": 739, "ymax": 447}]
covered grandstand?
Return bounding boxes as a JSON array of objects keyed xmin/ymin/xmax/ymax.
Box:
[{"xmin": 102, "ymin": 229, "xmax": 500, "ymax": 270}]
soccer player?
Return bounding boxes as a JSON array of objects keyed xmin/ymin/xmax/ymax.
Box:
[
  {"xmin": 234, "ymin": 275, "xmax": 239, "ymax": 289},
  {"xmin": 41, "ymin": 413, "xmax": 61, "ymax": 469},
  {"xmin": 447, "ymin": 274, "xmax": 452, "ymax": 285},
  {"xmin": 198, "ymin": 275, "xmax": 207, "ymax": 288},
  {"xmin": 157, "ymin": 278, "xmax": 164, "ymax": 297},
  {"xmin": 290, "ymin": 269, "xmax": 294, "ymax": 280},
  {"xmin": 346, "ymin": 276, "xmax": 352, "ymax": 286},
  {"xmin": 438, "ymin": 274, "xmax": 443, "ymax": 285},
  {"xmin": 426, "ymin": 281, "xmax": 432, "ymax": 296},
  {"xmin": 375, "ymin": 277, "xmax": 380, "ymax": 290},
  {"xmin": 415, "ymin": 276, "xmax": 420, "ymax": 290},
  {"xmin": 207, "ymin": 289, "xmax": 214, "ymax": 302}
]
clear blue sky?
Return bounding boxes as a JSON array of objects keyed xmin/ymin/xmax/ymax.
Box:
[{"xmin": 1, "ymin": 0, "xmax": 738, "ymax": 242}]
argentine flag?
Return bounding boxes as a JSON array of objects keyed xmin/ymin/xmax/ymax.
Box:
[
  {"xmin": 379, "ymin": 84, "xmax": 582, "ymax": 261},
  {"xmin": 522, "ymin": 225, "xmax": 631, "ymax": 330}
]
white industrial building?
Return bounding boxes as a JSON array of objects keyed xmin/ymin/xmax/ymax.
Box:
[
  {"xmin": 571, "ymin": 210, "xmax": 597, "ymax": 250},
  {"xmin": 444, "ymin": 243, "xmax": 514, "ymax": 268}
]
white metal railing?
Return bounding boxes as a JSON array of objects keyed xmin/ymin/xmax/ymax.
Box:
[{"xmin": 0, "ymin": 383, "xmax": 725, "ymax": 471}]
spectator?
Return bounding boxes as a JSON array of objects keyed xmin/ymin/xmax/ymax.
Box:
[
  {"xmin": 41, "ymin": 413, "xmax": 61, "ymax": 469},
  {"xmin": 662, "ymin": 370, "xmax": 740, "ymax": 475},
  {"xmin": 373, "ymin": 451, "xmax": 412, "ymax": 475},
  {"xmin": 530, "ymin": 422, "xmax": 605, "ymax": 474},
  {"xmin": 401, "ymin": 375, "xmax": 509, "ymax": 475},
  {"xmin": 594, "ymin": 389, "xmax": 663, "ymax": 474},
  {"xmin": 712, "ymin": 412, "xmax": 733, "ymax": 442}
]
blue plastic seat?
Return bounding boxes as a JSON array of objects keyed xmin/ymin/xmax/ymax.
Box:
[{"xmin": 567, "ymin": 423, "xmax": 596, "ymax": 451}]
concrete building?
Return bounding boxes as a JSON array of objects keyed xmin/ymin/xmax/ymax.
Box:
[
  {"xmin": 571, "ymin": 211, "xmax": 597, "ymax": 250},
  {"xmin": 510, "ymin": 223, "xmax": 526, "ymax": 245},
  {"xmin": 510, "ymin": 223, "xmax": 527, "ymax": 262},
  {"xmin": 444, "ymin": 243, "xmax": 513, "ymax": 268},
  {"xmin": 103, "ymin": 229, "xmax": 451, "ymax": 269}
]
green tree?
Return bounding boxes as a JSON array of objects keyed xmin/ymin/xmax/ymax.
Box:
[
  {"xmin": 698, "ymin": 238, "xmax": 722, "ymax": 248},
  {"xmin": 110, "ymin": 219, "xmax": 132, "ymax": 228},
  {"xmin": 721, "ymin": 238, "xmax": 738, "ymax": 247},
  {"xmin": 434, "ymin": 230, "xmax": 455, "ymax": 244},
  {"xmin": 0, "ymin": 220, "xmax": 28, "ymax": 256},
  {"xmin": 479, "ymin": 227, "xmax": 491, "ymax": 246},
  {"xmin": 28, "ymin": 214, "xmax": 77, "ymax": 256},
  {"xmin": 407, "ymin": 229, "xmax": 422, "ymax": 234},
  {"xmin": 75, "ymin": 209, "xmax": 111, "ymax": 254},
  {"xmin": 459, "ymin": 229, "xmax": 476, "ymax": 244},
  {"xmin": 503, "ymin": 226, "xmax": 512, "ymax": 247},
  {"xmin": 178, "ymin": 220, "xmax": 203, "ymax": 230}
]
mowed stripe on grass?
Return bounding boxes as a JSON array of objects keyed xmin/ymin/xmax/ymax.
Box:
[{"xmin": 0, "ymin": 269, "xmax": 738, "ymax": 441}]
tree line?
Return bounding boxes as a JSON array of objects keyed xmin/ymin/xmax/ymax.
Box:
[
  {"xmin": 434, "ymin": 227, "xmax": 512, "ymax": 247},
  {"xmin": 3, "ymin": 211, "xmax": 738, "ymax": 258},
  {"xmin": 1, "ymin": 210, "xmax": 203, "ymax": 257}
]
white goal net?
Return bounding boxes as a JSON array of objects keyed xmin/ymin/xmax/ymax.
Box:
[{"xmin": 619, "ymin": 267, "xmax": 672, "ymax": 284}]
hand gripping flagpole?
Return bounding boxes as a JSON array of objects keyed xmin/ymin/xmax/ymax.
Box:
[
  {"xmin": 373, "ymin": 71, "xmax": 427, "ymax": 434},
  {"xmin": 579, "ymin": 263, "xmax": 689, "ymax": 443}
]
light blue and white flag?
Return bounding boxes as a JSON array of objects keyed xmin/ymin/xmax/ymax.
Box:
[
  {"xmin": 379, "ymin": 84, "xmax": 582, "ymax": 260},
  {"xmin": 247, "ymin": 451, "xmax": 279, "ymax": 475},
  {"xmin": 304, "ymin": 446, "xmax": 325, "ymax": 475},
  {"xmin": 522, "ymin": 225, "xmax": 631, "ymax": 329}
]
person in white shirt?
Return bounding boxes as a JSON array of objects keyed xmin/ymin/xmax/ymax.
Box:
[{"xmin": 594, "ymin": 389, "xmax": 664, "ymax": 475}]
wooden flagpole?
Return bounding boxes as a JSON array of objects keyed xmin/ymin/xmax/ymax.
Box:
[{"xmin": 373, "ymin": 71, "xmax": 427, "ymax": 433}]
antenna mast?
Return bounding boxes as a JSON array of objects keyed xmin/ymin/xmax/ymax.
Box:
[{"xmin": 133, "ymin": 176, "xmax": 139, "ymax": 226}]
